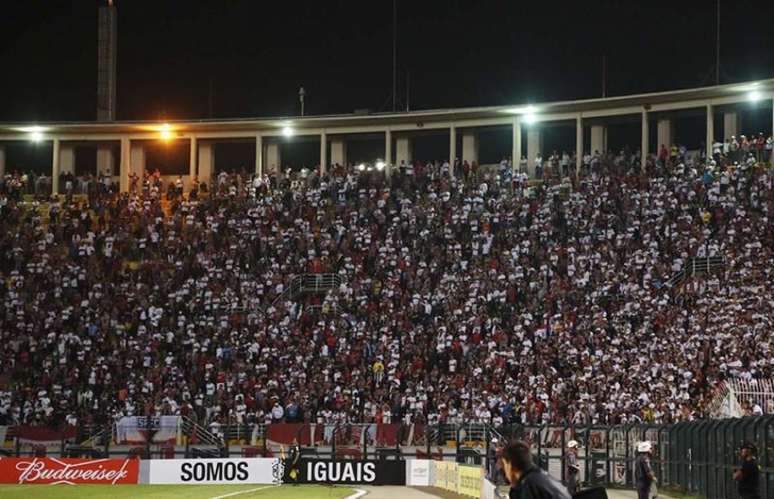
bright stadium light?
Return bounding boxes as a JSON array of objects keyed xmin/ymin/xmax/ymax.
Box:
[
  {"xmin": 22, "ymin": 126, "xmax": 45, "ymax": 142},
  {"xmin": 358, "ymin": 163, "xmax": 366, "ymax": 171},
  {"xmin": 523, "ymin": 113, "xmax": 537, "ymax": 125},
  {"xmin": 747, "ymin": 90, "xmax": 762, "ymax": 102},
  {"xmin": 159, "ymin": 123, "xmax": 173, "ymax": 141},
  {"xmin": 282, "ymin": 126, "xmax": 294, "ymax": 138},
  {"xmin": 29, "ymin": 130, "xmax": 44, "ymax": 142},
  {"xmin": 375, "ymin": 160, "xmax": 386, "ymax": 170}
]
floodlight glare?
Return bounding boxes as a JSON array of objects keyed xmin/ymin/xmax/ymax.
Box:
[
  {"xmin": 282, "ymin": 126, "xmax": 294, "ymax": 137},
  {"xmin": 523, "ymin": 113, "xmax": 537, "ymax": 125},
  {"xmin": 159, "ymin": 123, "xmax": 173, "ymax": 141},
  {"xmin": 375, "ymin": 161, "xmax": 386, "ymax": 170},
  {"xmin": 29, "ymin": 131, "xmax": 44, "ymax": 142},
  {"xmin": 358, "ymin": 163, "xmax": 366, "ymax": 171},
  {"xmin": 747, "ymin": 91, "xmax": 762, "ymax": 102}
]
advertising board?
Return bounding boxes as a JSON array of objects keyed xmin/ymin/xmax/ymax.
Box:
[
  {"xmin": 147, "ymin": 458, "xmax": 282, "ymax": 485},
  {"xmin": 0, "ymin": 457, "xmax": 139, "ymax": 485}
]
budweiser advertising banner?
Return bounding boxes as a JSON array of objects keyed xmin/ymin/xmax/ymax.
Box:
[{"xmin": 0, "ymin": 457, "xmax": 139, "ymax": 485}]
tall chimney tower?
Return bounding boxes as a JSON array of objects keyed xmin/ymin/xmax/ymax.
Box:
[
  {"xmin": 97, "ymin": 0, "xmax": 117, "ymax": 120},
  {"xmin": 96, "ymin": 0, "xmax": 117, "ymax": 174}
]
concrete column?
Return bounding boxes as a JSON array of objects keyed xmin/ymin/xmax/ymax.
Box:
[
  {"xmin": 52, "ymin": 139, "xmax": 61, "ymax": 195},
  {"xmin": 772, "ymin": 99, "xmax": 774, "ymax": 165},
  {"xmin": 198, "ymin": 142, "xmax": 213, "ymax": 187},
  {"xmin": 385, "ymin": 129, "xmax": 392, "ymax": 175},
  {"xmin": 575, "ymin": 116, "xmax": 583, "ymax": 174},
  {"xmin": 0, "ymin": 144, "xmax": 5, "ymax": 178},
  {"xmin": 59, "ymin": 143, "xmax": 75, "ymax": 175},
  {"xmin": 96, "ymin": 145, "xmax": 114, "ymax": 176},
  {"xmin": 657, "ymin": 118, "xmax": 674, "ymax": 150},
  {"xmin": 265, "ymin": 142, "xmax": 281, "ymax": 174},
  {"xmin": 255, "ymin": 135, "xmax": 263, "ymax": 177},
  {"xmin": 189, "ymin": 137, "xmax": 197, "ymax": 190},
  {"xmin": 527, "ymin": 129, "xmax": 542, "ymax": 177},
  {"xmin": 706, "ymin": 105, "xmax": 714, "ymax": 160},
  {"xmin": 449, "ymin": 125, "xmax": 456, "ymax": 176},
  {"xmin": 641, "ymin": 110, "xmax": 649, "ymax": 171},
  {"xmin": 461, "ymin": 130, "xmax": 479, "ymax": 165},
  {"xmin": 590, "ymin": 125, "xmax": 607, "ymax": 155},
  {"xmin": 511, "ymin": 117, "xmax": 521, "ymax": 172},
  {"xmin": 724, "ymin": 112, "xmax": 739, "ymax": 139},
  {"xmin": 119, "ymin": 137, "xmax": 130, "ymax": 192},
  {"xmin": 330, "ymin": 139, "xmax": 347, "ymax": 168},
  {"xmin": 130, "ymin": 141, "xmax": 146, "ymax": 179},
  {"xmin": 395, "ymin": 136, "xmax": 412, "ymax": 166},
  {"xmin": 320, "ymin": 132, "xmax": 327, "ymax": 176}
]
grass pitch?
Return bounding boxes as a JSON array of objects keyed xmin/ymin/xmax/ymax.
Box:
[{"xmin": 0, "ymin": 484, "xmax": 355, "ymax": 499}]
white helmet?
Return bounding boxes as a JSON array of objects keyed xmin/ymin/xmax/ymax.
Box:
[
  {"xmin": 637, "ymin": 441, "xmax": 652, "ymax": 453},
  {"xmin": 567, "ymin": 440, "xmax": 579, "ymax": 449}
]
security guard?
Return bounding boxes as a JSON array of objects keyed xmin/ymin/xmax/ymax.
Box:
[
  {"xmin": 565, "ymin": 440, "xmax": 580, "ymax": 494},
  {"xmin": 634, "ymin": 441, "xmax": 656, "ymax": 499},
  {"xmin": 734, "ymin": 442, "xmax": 760, "ymax": 499}
]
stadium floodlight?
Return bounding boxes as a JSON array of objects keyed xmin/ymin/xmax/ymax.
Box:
[
  {"xmin": 747, "ymin": 90, "xmax": 762, "ymax": 102},
  {"xmin": 523, "ymin": 113, "xmax": 538, "ymax": 125},
  {"xmin": 358, "ymin": 163, "xmax": 366, "ymax": 171},
  {"xmin": 375, "ymin": 160, "xmax": 386, "ymax": 170},
  {"xmin": 29, "ymin": 130, "xmax": 44, "ymax": 142},
  {"xmin": 21, "ymin": 126, "xmax": 45, "ymax": 142},
  {"xmin": 282, "ymin": 126, "xmax": 294, "ymax": 138},
  {"xmin": 159, "ymin": 123, "xmax": 173, "ymax": 141}
]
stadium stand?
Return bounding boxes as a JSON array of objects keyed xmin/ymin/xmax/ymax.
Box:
[{"xmin": 0, "ymin": 134, "xmax": 773, "ymax": 438}]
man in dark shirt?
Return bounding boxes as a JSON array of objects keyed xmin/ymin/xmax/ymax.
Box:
[
  {"xmin": 501, "ymin": 440, "xmax": 571, "ymax": 499},
  {"xmin": 734, "ymin": 442, "xmax": 760, "ymax": 499}
]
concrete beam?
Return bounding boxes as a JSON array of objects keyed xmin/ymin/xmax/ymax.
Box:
[
  {"xmin": 265, "ymin": 142, "xmax": 281, "ymax": 174},
  {"xmin": 330, "ymin": 139, "xmax": 347, "ymax": 167},
  {"xmin": 198, "ymin": 141, "xmax": 213, "ymax": 186},
  {"xmin": 449, "ymin": 125, "xmax": 457, "ymax": 176},
  {"xmin": 724, "ymin": 112, "xmax": 740, "ymax": 139},
  {"xmin": 706, "ymin": 105, "xmax": 714, "ymax": 159},
  {"xmin": 511, "ymin": 117, "xmax": 521, "ymax": 172},
  {"xmin": 395, "ymin": 136, "xmax": 412, "ymax": 167},
  {"xmin": 130, "ymin": 141, "xmax": 146, "ymax": 181},
  {"xmin": 461, "ymin": 130, "xmax": 479, "ymax": 165},
  {"xmin": 96, "ymin": 145, "xmax": 114, "ymax": 176},
  {"xmin": 527, "ymin": 128, "xmax": 542, "ymax": 176},
  {"xmin": 641, "ymin": 110, "xmax": 649, "ymax": 171},
  {"xmin": 52, "ymin": 139, "xmax": 61, "ymax": 194},
  {"xmin": 590, "ymin": 125, "xmax": 607, "ymax": 155},
  {"xmin": 575, "ymin": 116, "xmax": 583, "ymax": 173},
  {"xmin": 189, "ymin": 137, "xmax": 197, "ymax": 190},
  {"xmin": 119, "ymin": 138, "xmax": 130, "ymax": 192},
  {"xmin": 255, "ymin": 134, "xmax": 263, "ymax": 177},
  {"xmin": 59, "ymin": 143, "xmax": 75, "ymax": 175},
  {"xmin": 320, "ymin": 132, "xmax": 327, "ymax": 176}
]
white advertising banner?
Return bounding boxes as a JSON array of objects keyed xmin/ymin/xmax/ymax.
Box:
[
  {"xmin": 406, "ymin": 459, "xmax": 431, "ymax": 486},
  {"xmin": 147, "ymin": 458, "xmax": 283, "ymax": 485}
]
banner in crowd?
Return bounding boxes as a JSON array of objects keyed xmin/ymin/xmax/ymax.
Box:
[
  {"xmin": 147, "ymin": 457, "xmax": 282, "ymax": 485},
  {"xmin": 0, "ymin": 457, "xmax": 139, "ymax": 485},
  {"xmin": 405, "ymin": 459, "xmax": 431, "ymax": 486},
  {"xmin": 264, "ymin": 423, "xmax": 424, "ymax": 447},
  {"xmin": 115, "ymin": 416, "xmax": 181, "ymax": 444},
  {"xmin": 288, "ymin": 459, "xmax": 405, "ymax": 485},
  {"xmin": 13, "ymin": 426, "xmax": 77, "ymax": 447}
]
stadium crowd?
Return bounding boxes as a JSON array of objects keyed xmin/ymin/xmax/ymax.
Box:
[{"xmin": 0, "ymin": 136, "xmax": 773, "ymax": 434}]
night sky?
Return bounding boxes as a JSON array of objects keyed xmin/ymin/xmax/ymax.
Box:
[
  {"xmin": 1, "ymin": 1, "xmax": 774, "ymax": 170},
  {"xmin": 2, "ymin": 0, "xmax": 773, "ymax": 122}
]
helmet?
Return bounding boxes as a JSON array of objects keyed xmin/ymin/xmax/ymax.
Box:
[
  {"xmin": 567, "ymin": 440, "xmax": 579, "ymax": 449},
  {"xmin": 637, "ymin": 441, "xmax": 652, "ymax": 453}
]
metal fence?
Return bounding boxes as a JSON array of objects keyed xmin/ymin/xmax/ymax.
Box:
[{"xmin": 489, "ymin": 417, "xmax": 773, "ymax": 499}]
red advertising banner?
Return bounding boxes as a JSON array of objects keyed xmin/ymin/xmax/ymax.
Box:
[{"xmin": 0, "ymin": 457, "xmax": 139, "ymax": 485}]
